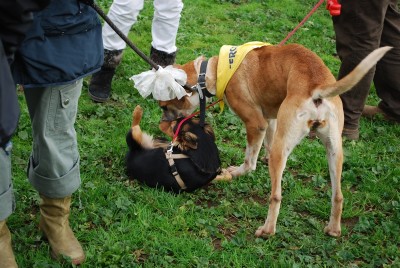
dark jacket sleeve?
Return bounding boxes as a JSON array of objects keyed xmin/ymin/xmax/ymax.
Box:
[
  {"xmin": 12, "ymin": 0, "xmax": 104, "ymax": 88},
  {"xmin": 0, "ymin": 0, "xmax": 49, "ymax": 147}
]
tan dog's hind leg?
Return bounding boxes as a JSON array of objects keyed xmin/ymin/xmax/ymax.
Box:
[
  {"xmin": 227, "ymin": 118, "xmax": 267, "ymax": 177},
  {"xmin": 255, "ymin": 102, "xmax": 309, "ymax": 237},
  {"xmin": 317, "ymin": 117, "xmax": 343, "ymax": 237}
]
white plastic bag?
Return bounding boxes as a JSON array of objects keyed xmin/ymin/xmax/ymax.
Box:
[{"xmin": 130, "ymin": 66, "xmax": 189, "ymax": 101}]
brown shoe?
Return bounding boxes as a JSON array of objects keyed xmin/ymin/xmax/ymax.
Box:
[
  {"xmin": 362, "ymin": 105, "xmax": 399, "ymax": 123},
  {"xmin": 342, "ymin": 128, "xmax": 359, "ymax": 141},
  {"xmin": 362, "ymin": 105, "xmax": 383, "ymax": 118},
  {"xmin": 0, "ymin": 220, "xmax": 18, "ymax": 268},
  {"xmin": 39, "ymin": 195, "xmax": 85, "ymax": 265}
]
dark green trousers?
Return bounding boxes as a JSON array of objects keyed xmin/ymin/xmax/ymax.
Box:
[{"xmin": 333, "ymin": 0, "xmax": 400, "ymax": 130}]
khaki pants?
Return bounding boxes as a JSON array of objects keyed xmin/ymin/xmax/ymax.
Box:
[
  {"xmin": 24, "ymin": 80, "xmax": 83, "ymax": 198},
  {"xmin": 0, "ymin": 143, "xmax": 15, "ymax": 221},
  {"xmin": 333, "ymin": 0, "xmax": 400, "ymax": 129}
]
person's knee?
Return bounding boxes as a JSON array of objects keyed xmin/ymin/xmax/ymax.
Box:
[
  {"xmin": 154, "ymin": 0, "xmax": 183, "ymax": 19},
  {"xmin": 109, "ymin": 0, "xmax": 143, "ymax": 20}
]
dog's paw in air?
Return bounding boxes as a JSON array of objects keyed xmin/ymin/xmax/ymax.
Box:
[{"xmin": 132, "ymin": 105, "xmax": 143, "ymax": 127}]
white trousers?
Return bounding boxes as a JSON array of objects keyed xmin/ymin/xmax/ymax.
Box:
[{"xmin": 102, "ymin": 0, "xmax": 183, "ymax": 53}]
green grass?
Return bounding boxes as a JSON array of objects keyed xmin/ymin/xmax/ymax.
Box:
[{"xmin": 9, "ymin": 0, "xmax": 400, "ymax": 267}]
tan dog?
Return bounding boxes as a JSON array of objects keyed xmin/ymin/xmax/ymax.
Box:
[{"xmin": 158, "ymin": 44, "xmax": 391, "ymax": 237}]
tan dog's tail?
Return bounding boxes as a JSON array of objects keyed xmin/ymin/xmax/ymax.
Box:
[
  {"xmin": 313, "ymin": 46, "xmax": 392, "ymax": 100},
  {"xmin": 132, "ymin": 105, "xmax": 143, "ymax": 127}
]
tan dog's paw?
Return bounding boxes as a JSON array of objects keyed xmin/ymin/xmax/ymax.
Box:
[
  {"xmin": 213, "ymin": 169, "xmax": 233, "ymax": 182},
  {"xmin": 324, "ymin": 225, "xmax": 341, "ymax": 237},
  {"xmin": 255, "ymin": 224, "xmax": 276, "ymax": 238},
  {"xmin": 132, "ymin": 105, "xmax": 143, "ymax": 127},
  {"xmin": 227, "ymin": 165, "xmax": 246, "ymax": 177}
]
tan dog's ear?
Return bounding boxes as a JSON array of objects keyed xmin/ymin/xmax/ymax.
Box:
[
  {"xmin": 193, "ymin": 56, "xmax": 206, "ymax": 75},
  {"xmin": 178, "ymin": 132, "xmax": 198, "ymax": 151}
]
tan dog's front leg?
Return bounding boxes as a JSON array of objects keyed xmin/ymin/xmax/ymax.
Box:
[
  {"xmin": 261, "ymin": 119, "xmax": 276, "ymax": 164},
  {"xmin": 227, "ymin": 121, "xmax": 266, "ymax": 177}
]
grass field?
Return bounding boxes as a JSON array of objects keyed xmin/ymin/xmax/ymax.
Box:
[{"xmin": 9, "ymin": 0, "xmax": 400, "ymax": 267}]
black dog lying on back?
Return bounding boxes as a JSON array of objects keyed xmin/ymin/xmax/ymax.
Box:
[{"xmin": 125, "ymin": 105, "xmax": 226, "ymax": 193}]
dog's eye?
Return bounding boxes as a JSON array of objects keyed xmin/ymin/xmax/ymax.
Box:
[{"xmin": 160, "ymin": 106, "xmax": 168, "ymax": 111}]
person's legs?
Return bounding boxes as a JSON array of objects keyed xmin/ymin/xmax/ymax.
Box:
[
  {"xmin": 0, "ymin": 144, "xmax": 14, "ymax": 226},
  {"xmin": 150, "ymin": 0, "xmax": 183, "ymax": 66},
  {"xmin": 373, "ymin": 0, "xmax": 400, "ymax": 123},
  {"xmin": 0, "ymin": 144, "xmax": 17, "ymax": 268},
  {"xmin": 333, "ymin": 0, "xmax": 389, "ymax": 139},
  {"xmin": 102, "ymin": 0, "xmax": 144, "ymax": 51},
  {"xmin": 24, "ymin": 82, "xmax": 82, "ymax": 196},
  {"xmin": 24, "ymin": 80, "xmax": 85, "ymax": 265},
  {"xmin": 89, "ymin": 0, "xmax": 144, "ymax": 102}
]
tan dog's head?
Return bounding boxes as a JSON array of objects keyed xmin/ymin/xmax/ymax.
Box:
[{"xmin": 159, "ymin": 56, "xmax": 212, "ymax": 135}]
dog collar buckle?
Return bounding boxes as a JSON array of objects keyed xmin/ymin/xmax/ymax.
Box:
[{"xmin": 197, "ymin": 83, "xmax": 204, "ymax": 99}]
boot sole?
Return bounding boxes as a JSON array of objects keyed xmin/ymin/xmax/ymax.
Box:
[
  {"xmin": 88, "ymin": 90, "xmax": 109, "ymax": 103},
  {"xmin": 50, "ymin": 249, "xmax": 86, "ymax": 265}
]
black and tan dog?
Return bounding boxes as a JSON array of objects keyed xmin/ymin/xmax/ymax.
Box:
[
  {"xmin": 157, "ymin": 44, "xmax": 391, "ymax": 236},
  {"xmin": 125, "ymin": 105, "xmax": 230, "ymax": 193}
]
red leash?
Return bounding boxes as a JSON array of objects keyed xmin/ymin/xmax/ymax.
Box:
[{"xmin": 278, "ymin": 0, "xmax": 341, "ymax": 46}]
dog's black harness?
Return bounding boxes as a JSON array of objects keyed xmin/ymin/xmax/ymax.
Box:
[{"xmin": 183, "ymin": 60, "xmax": 215, "ymax": 127}]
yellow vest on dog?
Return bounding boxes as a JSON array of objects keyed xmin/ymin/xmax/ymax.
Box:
[{"xmin": 217, "ymin": 41, "xmax": 271, "ymax": 111}]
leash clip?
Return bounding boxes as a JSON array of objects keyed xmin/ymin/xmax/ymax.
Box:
[{"xmin": 166, "ymin": 142, "xmax": 174, "ymax": 157}]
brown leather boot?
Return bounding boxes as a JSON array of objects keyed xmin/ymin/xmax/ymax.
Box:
[
  {"xmin": 0, "ymin": 220, "xmax": 18, "ymax": 268},
  {"xmin": 362, "ymin": 105, "xmax": 399, "ymax": 123},
  {"xmin": 342, "ymin": 128, "xmax": 359, "ymax": 141},
  {"xmin": 39, "ymin": 195, "xmax": 85, "ymax": 265},
  {"xmin": 88, "ymin": 49, "xmax": 123, "ymax": 103},
  {"xmin": 362, "ymin": 105, "xmax": 383, "ymax": 118}
]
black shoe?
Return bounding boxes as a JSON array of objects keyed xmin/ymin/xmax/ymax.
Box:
[
  {"xmin": 88, "ymin": 68, "xmax": 115, "ymax": 103},
  {"xmin": 88, "ymin": 49, "xmax": 123, "ymax": 103}
]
